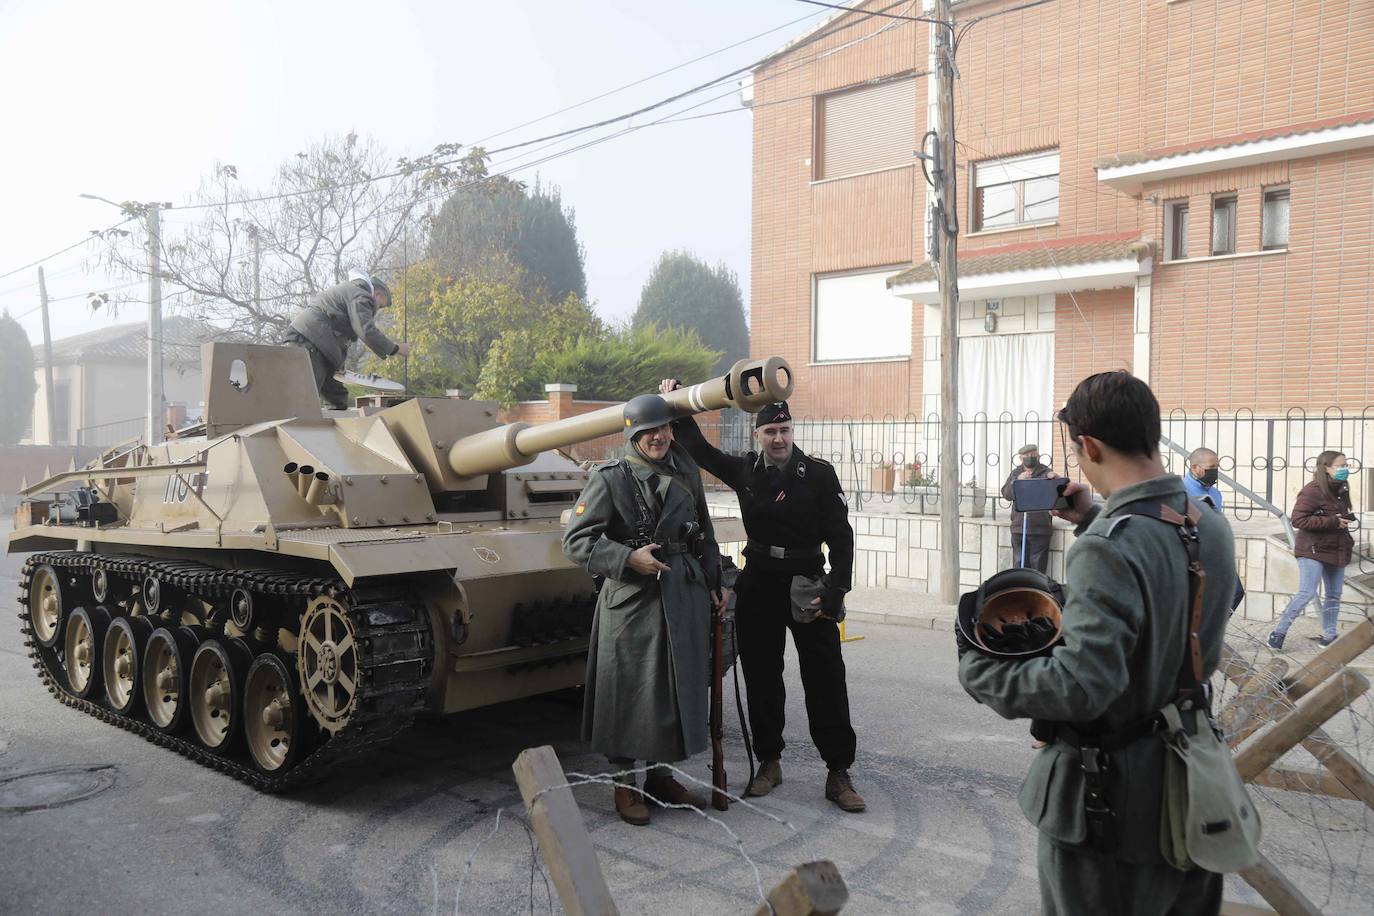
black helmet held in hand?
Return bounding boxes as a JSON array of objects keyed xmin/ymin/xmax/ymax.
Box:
[
  {"xmin": 623, "ymin": 394, "xmax": 675, "ymax": 441},
  {"xmin": 957, "ymin": 568, "xmax": 1066, "ymax": 659}
]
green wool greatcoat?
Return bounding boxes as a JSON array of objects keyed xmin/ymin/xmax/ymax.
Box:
[
  {"xmin": 959, "ymin": 475, "xmax": 1238, "ymax": 915},
  {"xmin": 562, "ymin": 444, "xmax": 720, "ymax": 763}
]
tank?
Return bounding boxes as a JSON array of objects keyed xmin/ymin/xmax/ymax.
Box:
[{"xmin": 10, "ymin": 342, "xmax": 792, "ymax": 790}]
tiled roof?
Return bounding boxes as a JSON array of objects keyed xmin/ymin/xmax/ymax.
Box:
[
  {"xmin": 35, "ymin": 316, "xmax": 226, "ymax": 367},
  {"xmin": 1095, "ymin": 109, "xmax": 1374, "ymax": 169},
  {"xmin": 888, "ymin": 232, "xmax": 1144, "ymax": 288}
]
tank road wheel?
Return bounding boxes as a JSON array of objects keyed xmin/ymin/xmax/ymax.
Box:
[
  {"xmin": 297, "ymin": 595, "xmax": 360, "ymax": 733},
  {"xmin": 102, "ymin": 615, "xmax": 153, "ymax": 716},
  {"xmin": 92, "ymin": 567, "xmax": 111, "ymax": 604},
  {"xmin": 230, "ymin": 588, "xmax": 257, "ymax": 632},
  {"xmin": 63, "ymin": 606, "xmax": 112, "ymax": 699},
  {"xmin": 142, "ymin": 626, "xmax": 201, "ymax": 733},
  {"xmin": 244, "ymin": 653, "xmax": 306, "ymax": 774},
  {"xmin": 189, "ymin": 639, "xmax": 252, "ymax": 754},
  {"xmin": 28, "ymin": 564, "xmax": 72, "ymax": 649}
]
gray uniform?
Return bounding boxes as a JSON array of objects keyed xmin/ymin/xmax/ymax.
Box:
[
  {"xmin": 562, "ymin": 445, "xmax": 720, "ymax": 763},
  {"xmin": 284, "ymin": 279, "xmax": 399, "ymax": 408},
  {"xmin": 959, "ymin": 475, "xmax": 1237, "ymax": 915}
]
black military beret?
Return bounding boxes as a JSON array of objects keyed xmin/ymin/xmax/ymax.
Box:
[{"xmin": 755, "ymin": 401, "xmax": 792, "ymax": 428}]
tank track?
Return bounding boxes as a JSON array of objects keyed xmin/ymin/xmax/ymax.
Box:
[{"xmin": 18, "ymin": 551, "xmax": 432, "ymax": 792}]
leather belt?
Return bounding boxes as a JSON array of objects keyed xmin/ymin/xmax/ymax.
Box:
[{"xmin": 746, "ymin": 540, "xmax": 822, "ymax": 560}]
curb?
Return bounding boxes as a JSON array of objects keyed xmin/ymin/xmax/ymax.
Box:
[{"xmin": 844, "ymin": 609, "xmax": 956, "ymax": 632}]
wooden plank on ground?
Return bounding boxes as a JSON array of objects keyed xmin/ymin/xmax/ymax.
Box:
[
  {"xmin": 513, "ymin": 745, "xmax": 619, "ymax": 916},
  {"xmin": 1283, "ymin": 619, "xmax": 1374, "ymax": 701},
  {"xmin": 752, "ymin": 861, "xmax": 848, "ymax": 916},
  {"xmin": 1238, "ymin": 853, "xmax": 1322, "ymax": 916},
  {"xmin": 1233, "ymin": 669, "xmax": 1369, "ymax": 782}
]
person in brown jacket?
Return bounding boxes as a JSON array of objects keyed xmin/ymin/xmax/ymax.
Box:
[{"xmin": 1267, "ymin": 451, "xmax": 1355, "ymax": 649}]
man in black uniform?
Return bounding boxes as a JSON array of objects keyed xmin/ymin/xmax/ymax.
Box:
[{"xmin": 660, "ymin": 380, "xmax": 863, "ymax": 812}]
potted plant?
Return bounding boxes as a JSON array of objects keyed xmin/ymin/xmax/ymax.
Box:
[{"xmin": 869, "ymin": 461, "xmax": 897, "ymax": 494}]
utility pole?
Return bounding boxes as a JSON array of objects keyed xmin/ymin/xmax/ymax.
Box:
[
  {"xmin": 36, "ymin": 267, "xmax": 56, "ymax": 445},
  {"xmin": 146, "ymin": 204, "xmax": 163, "ymax": 445},
  {"xmin": 933, "ymin": 0, "xmax": 962, "ymax": 604}
]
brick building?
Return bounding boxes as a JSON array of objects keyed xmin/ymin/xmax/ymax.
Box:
[{"xmin": 746, "ymin": 0, "xmax": 1374, "ymax": 422}]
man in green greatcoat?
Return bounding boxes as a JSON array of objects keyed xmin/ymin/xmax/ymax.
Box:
[
  {"xmin": 959, "ymin": 372, "xmax": 1237, "ymax": 915},
  {"xmin": 563, "ymin": 394, "xmax": 727, "ymax": 825}
]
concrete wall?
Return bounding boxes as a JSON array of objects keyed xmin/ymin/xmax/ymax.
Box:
[{"xmin": 705, "ymin": 491, "xmax": 1366, "ymax": 630}]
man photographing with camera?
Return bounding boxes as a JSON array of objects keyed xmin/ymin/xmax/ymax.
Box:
[
  {"xmin": 959, "ymin": 371, "xmax": 1242, "ymax": 913},
  {"xmin": 660, "ymin": 379, "xmax": 864, "ymax": 813}
]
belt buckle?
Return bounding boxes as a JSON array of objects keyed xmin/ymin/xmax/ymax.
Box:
[{"xmin": 768, "ymin": 545, "xmax": 786, "ymax": 559}]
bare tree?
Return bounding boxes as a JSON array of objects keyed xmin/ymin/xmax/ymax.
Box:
[{"xmin": 97, "ymin": 133, "xmax": 492, "ymax": 341}]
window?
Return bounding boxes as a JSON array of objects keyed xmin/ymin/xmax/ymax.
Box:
[
  {"xmin": 813, "ymin": 268, "xmax": 910, "ymax": 362},
  {"xmin": 972, "ymin": 150, "xmax": 1059, "ymax": 231},
  {"xmin": 1165, "ymin": 200, "xmax": 1190, "ymax": 261},
  {"xmin": 1211, "ymin": 194, "xmax": 1238, "ymax": 256},
  {"xmin": 1262, "ymin": 187, "xmax": 1290, "ymax": 250},
  {"xmin": 814, "ymin": 76, "xmax": 918, "ymax": 180}
]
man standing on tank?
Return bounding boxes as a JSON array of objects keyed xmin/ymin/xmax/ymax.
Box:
[
  {"xmin": 562, "ymin": 394, "xmax": 728, "ymax": 826},
  {"xmin": 283, "ymin": 273, "xmax": 410, "ymax": 409},
  {"xmin": 659, "ymin": 380, "xmax": 864, "ymax": 813}
]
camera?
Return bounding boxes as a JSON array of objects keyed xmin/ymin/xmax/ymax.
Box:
[{"xmin": 1011, "ymin": 476, "xmax": 1071, "ymax": 513}]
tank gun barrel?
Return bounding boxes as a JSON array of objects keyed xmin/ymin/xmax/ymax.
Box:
[{"xmin": 447, "ymin": 356, "xmax": 793, "ymax": 478}]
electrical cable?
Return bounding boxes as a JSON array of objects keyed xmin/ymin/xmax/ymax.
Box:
[{"xmin": 0, "ymin": 218, "xmax": 132, "ymax": 282}]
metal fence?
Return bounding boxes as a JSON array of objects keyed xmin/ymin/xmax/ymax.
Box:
[{"xmin": 76, "ymin": 417, "xmax": 145, "ymax": 449}]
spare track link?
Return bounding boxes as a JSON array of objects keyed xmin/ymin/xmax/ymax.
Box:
[{"xmin": 17, "ymin": 551, "xmax": 432, "ymax": 792}]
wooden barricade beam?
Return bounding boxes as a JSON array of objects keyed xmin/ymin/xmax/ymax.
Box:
[
  {"xmin": 751, "ymin": 861, "xmax": 848, "ymax": 916},
  {"xmin": 1250, "ymin": 766, "xmax": 1359, "ymax": 802},
  {"xmin": 1282, "ymin": 619, "xmax": 1374, "ymax": 702},
  {"xmin": 513, "ymin": 745, "xmax": 619, "ymax": 916},
  {"xmin": 1233, "ymin": 669, "xmax": 1369, "ymax": 782},
  {"xmin": 1237, "ymin": 853, "xmax": 1322, "ymax": 916},
  {"xmin": 1219, "ymin": 657, "xmax": 1289, "ymax": 744}
]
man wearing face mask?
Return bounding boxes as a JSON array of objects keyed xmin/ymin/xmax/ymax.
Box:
[
  {"xmin": 659, "ymin": 379, "xmax": 863, "ymax": 813},
  {"xmin": 1184, "ymin": 448, "xmax": 1223, "ymax": 510},
  {"xmin": 563, "ymin": 394, "xmax": 727, "ymax": 825},
  {"xmin": 1001, "ymin": 444, "xmax": 1058, "ymax": 573}
]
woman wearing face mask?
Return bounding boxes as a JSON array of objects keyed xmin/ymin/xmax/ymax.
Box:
[{"xmin": 1267, "ymin": 451, "xmax": 1355, "ymax": 649}]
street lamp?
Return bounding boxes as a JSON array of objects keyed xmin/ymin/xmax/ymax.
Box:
[{"xmin": 81, "ymin": 192, "xmax": 163, "ymax": 445}]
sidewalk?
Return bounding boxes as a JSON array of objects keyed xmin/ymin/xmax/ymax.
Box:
[{"xmin": 845, "ymin": 586, "xmax": 957, "ymax": 631}]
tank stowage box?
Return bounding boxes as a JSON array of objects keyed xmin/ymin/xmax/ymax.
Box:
[{"xmin": 12, "ymin": 343, "xmax": 792, "ymax": 789}]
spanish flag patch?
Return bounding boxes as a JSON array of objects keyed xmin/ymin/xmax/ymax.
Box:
[{"xmin": 575, "ymin": 504, "xmax": 586, "ymax": 515}]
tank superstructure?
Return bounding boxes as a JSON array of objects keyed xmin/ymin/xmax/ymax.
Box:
[{"xmin": 11, "ymin": 342, "xmax": 792, "ymax": 788}]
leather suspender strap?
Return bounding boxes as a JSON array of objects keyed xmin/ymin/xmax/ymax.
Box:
[{"xmin": 1116, "ymin": 499, "xmax": 1207, "ymax": 694}]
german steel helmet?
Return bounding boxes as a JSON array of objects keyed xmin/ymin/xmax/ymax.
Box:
[
  {"xmin": 623, "ymin": 394, "xmax": 675, "ymax": 441},
  {"xmin": 956, "ymin": 568, "xmax": 1066, "ymax": 658}
]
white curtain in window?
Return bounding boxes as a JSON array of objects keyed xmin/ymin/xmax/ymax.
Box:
[{"xmin": 955, "ymin": 332, "xmax": 1056, "ymax": 489}]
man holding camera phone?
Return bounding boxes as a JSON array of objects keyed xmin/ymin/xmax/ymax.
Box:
[{"xmin": 1001, "ymin": 444, "xmax": 1059, "ymax": 573}]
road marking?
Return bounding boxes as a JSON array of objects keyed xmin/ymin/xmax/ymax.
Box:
[
  {"xmin": 157, "ymin": 792, "xmax": 192, "ymax": 804},
  {"xmin": 187, "ymin": 812, "xmax": 222, "ymax": 824}
]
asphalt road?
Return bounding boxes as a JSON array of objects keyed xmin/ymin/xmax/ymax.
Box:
[{"xmin": 1, "ymin": 539, "xmax": 1370, "ymax": 915}]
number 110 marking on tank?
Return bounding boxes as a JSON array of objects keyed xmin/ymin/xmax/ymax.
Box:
[{"xmin": 163, "ymin": 472, "xmax": 208, "ymax": 504}]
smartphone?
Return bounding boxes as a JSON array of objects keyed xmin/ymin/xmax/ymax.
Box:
[{"xmin": 1012, "ymin": 476, "xmax": 1071, "ymax": 512}]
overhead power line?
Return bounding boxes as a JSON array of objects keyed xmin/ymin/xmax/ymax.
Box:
[
  {"xmin": 0, "ymin": 219, "xmax": 131, "ymax": 282},
  {"xmin": 794, "ymin": 0, "xmax": 943, "ymax": 27},
  {"xmin": 167, "ymin": 0, "xmax": 919, "ymax": 215}
]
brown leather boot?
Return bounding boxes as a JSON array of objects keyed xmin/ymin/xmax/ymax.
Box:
[
  {"xmin": 745, "ymin": 759, "xmax": 783, "ymax": 798},
  {"xmin": 643, "ymin": 770, "xmax": 710, "ymax": 808},
  {"xmin": 825, "ymin": 769, "xmax": 866, "ymax": 813},
  {"xmin": 613, "ymin": 778, "xmax": 650, "ymax": 826}
]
